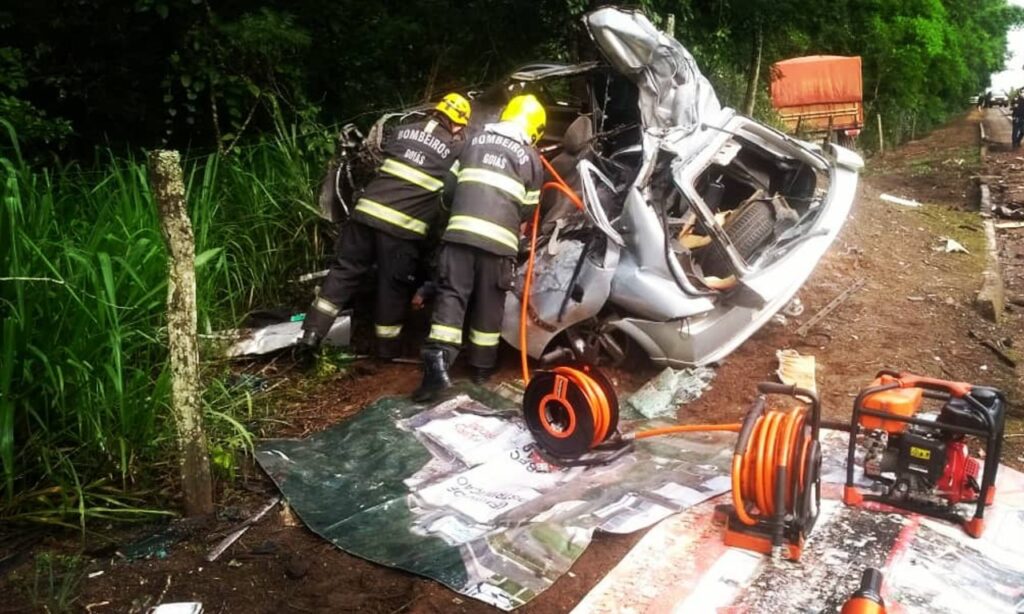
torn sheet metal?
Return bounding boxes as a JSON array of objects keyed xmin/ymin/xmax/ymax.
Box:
[
  {"xmin": 225, "ymin": 315, "xmax": 351, "ymax": 357},
  {"xmin": 256, "ymin": 389, "xmax": 733, "ymax": 610},
  {"xmin": 623, "ymin": 366, "xmax": 716, "ymax": 419},
  {"xmin": 584, "ymin": 7, "xmax": 721, "ymax": 134}
]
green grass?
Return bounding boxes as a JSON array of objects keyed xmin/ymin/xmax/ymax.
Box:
[
  {"xmin": 28, "ymin": 553, "xmax": 84, "ymax": 613},
  {"xmin": 0, "ymin": 120, "xmax": 330, "ymax": 525}
]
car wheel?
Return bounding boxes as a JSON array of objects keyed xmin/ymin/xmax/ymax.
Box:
[{"xmin": 699, "ymin": 199, "xmax": 775, "ymax": 279}]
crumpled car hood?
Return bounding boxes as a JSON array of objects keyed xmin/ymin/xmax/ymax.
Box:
[{"xmin": 584, "ymin": 7, "xmax": 721, "ymax": 134}]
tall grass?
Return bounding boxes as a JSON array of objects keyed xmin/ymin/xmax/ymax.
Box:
[{"xmin": 0, "ymin": 120, "xmax": 329, "ymax": 525}]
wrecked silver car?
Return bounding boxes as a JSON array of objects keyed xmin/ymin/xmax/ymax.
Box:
[
  {"xmin": 318, "ymin": 7, "xmax": 862, "ymax": 368},
  {"xmin": 502, "ymin": 8, "xmax": 862, "ymax": 367}
]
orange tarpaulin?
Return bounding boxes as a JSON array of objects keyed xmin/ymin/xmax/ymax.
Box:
[
  {"xmin": 771, "ymin": 55, "xmax": 862, "ymax": 107},
  {"xmin": 770, "ymin": 56, "xmax": 863, "ymax": 134}
]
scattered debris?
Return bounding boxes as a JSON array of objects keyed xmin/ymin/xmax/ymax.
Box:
[
  {"xmin": 776, "ymin": 349, "xmax": 817, "ymax": 395},
  {"xmin": 279, "ymin": 502, "xmax": 300, "ymax": 527},
  {"xmin": 87, "ymin": 570, "xmax": 105, "ymax": 579},
  {"xmin": 994, "ymin": 204, "xmax": 1024, "ymax": 220},
  {"xmin": 205, "ymin": 496, "xmax": 282, "ymax": 562},
  {"xmin": 880, "ymin": 193, "xmax": 922, "ymax": 208},
  {"xmin": 796, "ymin": 279, "xmax": 866, "ymax": 337},
  {"xmin": 150, "ymin": 604, "xmax": 203, "ymax": 614},
  {"xmin": 293, "ymin": 269, "xmax": 329, "ymax": 283},
  {"xmin": 995, "ymin": 221, "xmax": 1024, "ymax": 229},
  {"xmin": 224, "ymin": 373, "xmax": 269, "ymax": 394},
  {"xmin": 492, "ymin": 380, "xmax": 527, "ymax": 404},
  {"xmin": 225, "ymin": 316, "xmax": 351, "ymax": 357},
  {"xmin": 782, "ymin": 296, "xmax": 805, "ymax": 317},
  {"xmin": 967, "ymin": 331, "xmax": 1018, "ymax": 369},
  {"xmin": 117, "ymin": 526, "xmax": 187, "ymax": 561},
  {"xmin": 941, "ymin": 238, "xmax": 970, "ymax": 254},
  {"xmin": 624, "ymin": 366, "xmax": 716, "ymax": 419}
]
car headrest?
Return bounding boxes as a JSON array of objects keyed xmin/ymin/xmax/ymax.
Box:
[{"xmin": 561, "ymin": 116, "xmax": 594, "ymax": 156}]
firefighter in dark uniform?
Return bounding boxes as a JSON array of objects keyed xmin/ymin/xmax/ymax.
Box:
[
  {"xmin": 413, "ymin": 94, "xmax": 547, "ymax": 402},
  {"xmin": 299, "ymin": 93, "xmax": 472, "ymax": 358}
]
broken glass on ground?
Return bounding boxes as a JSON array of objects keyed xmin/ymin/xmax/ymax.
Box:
[{"xmin": 623, "ymin": 366, "xmax": 716, "ymax": 420}]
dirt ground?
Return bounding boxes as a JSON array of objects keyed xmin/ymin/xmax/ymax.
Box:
[{"xmin": 3, "ymin": 110, "xmax": 1022, "ymax": 613}]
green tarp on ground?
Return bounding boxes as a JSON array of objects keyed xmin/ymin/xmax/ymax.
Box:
[{"xmin": 256, "ymin": 386, "xmax": 734, "ymax": 609}]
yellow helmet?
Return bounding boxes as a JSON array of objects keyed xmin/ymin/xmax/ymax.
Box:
[
  {"xmin": 500, "ymin": 94, "xmax": 546, "ymax": 144},
  {"xmin": 435, "ymin": 92, "xmax": 471, "ymax": 126}
]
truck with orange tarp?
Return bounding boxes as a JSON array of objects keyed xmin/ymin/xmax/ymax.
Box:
[{"xmin": 770, "ymin": 55, "xmax": 863, "ymax": 145}]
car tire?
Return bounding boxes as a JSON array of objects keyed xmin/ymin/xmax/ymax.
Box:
[{"xmin": 699, "ymin": 199, "xmax": 775, "ymax": 278}]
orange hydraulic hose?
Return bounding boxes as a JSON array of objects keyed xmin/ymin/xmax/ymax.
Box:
[
  {"xmin": 520, "ymin": 155, "xmax": 586, "ymax": 384},
  {"xmin": 633, "ymin": 424, "xmax": 740, "ymax": 439},
  {"xmin": 520, "ymin": 204, "xmax": 541, "ymax": 384},
  {"xmin": 540, "ymin": 156, "xmax": 583, "ymax": 209},
  {"xmin": 731, "ymin": 455, "xmax": 756, "ymax": 525},
  {"xmin": 543, "ymin": 181, "xmax": 584, "ymax": 210},
  {"xmin": 731, "ymin": 407, "xmax": 813, "ymax": 527}
]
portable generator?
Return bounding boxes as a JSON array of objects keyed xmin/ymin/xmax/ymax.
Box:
[{"xmin": 843, "ymin": 370, "xmax": 1005, "ymax": 537}]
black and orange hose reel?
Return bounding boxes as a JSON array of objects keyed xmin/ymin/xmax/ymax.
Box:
[
  {"xmin": 718, "ymin": 382, "xmax": 822, "ymax": 561},
  {"xmin": 843, "ymin": 370, "xmax": 1005, "ymax": 538},
  {"xmin": 522, "ymin": 370, "xmax": 823, "ymax": 560}
]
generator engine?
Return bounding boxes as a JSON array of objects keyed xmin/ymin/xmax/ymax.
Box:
[{"xmin": 844, "ymin": 371, "xmax": 1005, "ymax": 538}]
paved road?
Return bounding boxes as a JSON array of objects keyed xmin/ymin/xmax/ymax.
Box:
[{"xmin": 984, "ymin": 106, "xmax": 1012, "ymax": 145}]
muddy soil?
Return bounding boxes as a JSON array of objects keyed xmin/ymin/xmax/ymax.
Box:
[{"xmin": 2, "ymin": 111, "xmax": 1022, "ymax": 614}]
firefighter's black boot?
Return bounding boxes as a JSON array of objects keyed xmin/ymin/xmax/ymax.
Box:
[
  {"xmin": 471, "ymin": 367, "xmax": 495, "ymax": 385},
  {"xmin": 412, "ymin": 349, "xmax": 451, "ymax": 403},
  {"xmin": 292, "ymin": 329, "xmax": 322, "ymax": 368}
]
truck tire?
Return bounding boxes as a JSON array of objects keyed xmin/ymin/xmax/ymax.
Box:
[{"xmin": 699, "ymin": 199, "xmax": 775, "ymax": 278}]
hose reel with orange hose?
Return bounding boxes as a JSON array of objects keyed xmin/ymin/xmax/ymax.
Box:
[{"xmin": 721, "ymin": 382, "xmax": 822, "ymax": 560}]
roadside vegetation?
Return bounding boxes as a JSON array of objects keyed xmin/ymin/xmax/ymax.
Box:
[{"xmin": 1, "ymin": 0, "xmax": 1021, "ymax": 524}]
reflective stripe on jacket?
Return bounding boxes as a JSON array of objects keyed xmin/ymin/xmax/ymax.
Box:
[
  {"xmin": 441, "ymin": 122, "xmax": 543, "ymax": 256},
  {"xmin": 351, "ymin": 117, "xmax": 464, "ymax": 240}
]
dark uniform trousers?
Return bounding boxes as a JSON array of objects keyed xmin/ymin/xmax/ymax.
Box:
[
  {"xmin": 303, "ymin": 220, "xmax": 420, "ymax": 358},
  {"xmin": 426, "ymin": 242, "xmax": 514, "ymax": 369}
]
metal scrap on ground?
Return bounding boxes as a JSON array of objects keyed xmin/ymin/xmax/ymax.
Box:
[
  {"xmin": 205, "ymin": 496, "xmax": 281, "ymax": 562},
  {"xmin": 224, "ymin": 316, "xmax": 351, "ymax": 357},
  {"xmin": 795, "ymin": 278, "xmax": 867, "ymax": 337}
]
